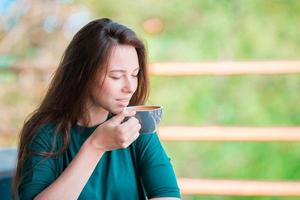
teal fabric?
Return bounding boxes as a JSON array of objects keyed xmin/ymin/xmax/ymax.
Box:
[{"xmin": 19, "ymin": 114, "xmax": 181, "ymax": 199}]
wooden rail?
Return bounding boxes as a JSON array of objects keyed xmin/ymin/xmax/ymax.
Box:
[
  {"xmin": 151, "ymin": 61, "xmax": 300, "ymax": 75},
  {"xmin": 178, "ymin": 178, "xmax": 300, "ymax": 196},
  {"xmin": 157, "ymin": 126, "xmax": 300, "ymax": 142},
  {"xmin": 6, "ymin": 60, "xmax": 300, "ymax": 76}
]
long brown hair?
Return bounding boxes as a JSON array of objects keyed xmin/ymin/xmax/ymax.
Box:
[{"xmin": 13, "ymin": 18, "xmax": 149, "ymax": 199}]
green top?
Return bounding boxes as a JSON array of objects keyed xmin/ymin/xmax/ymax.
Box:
[{"xmin": 19, "ymin": 114, "xmax": 181, "ymax": 199}]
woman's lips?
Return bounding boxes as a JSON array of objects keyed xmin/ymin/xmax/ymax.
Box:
[{"xmin": 116, "ymin": 99, "xmax": 129, "ymax": 106}]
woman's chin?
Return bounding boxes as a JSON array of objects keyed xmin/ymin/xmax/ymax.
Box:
[{"xmin": 111, "ymin": 105, "xmax": 128, "ymax": 114}]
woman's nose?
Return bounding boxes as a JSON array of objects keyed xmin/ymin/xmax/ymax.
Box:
[{"xmin": 122, "ymin": 77, "xmax": 135, "ymax": 93}]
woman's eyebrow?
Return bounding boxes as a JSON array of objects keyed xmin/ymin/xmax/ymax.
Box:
[{"xmin": 109, "ymin": 67, "xmax": 140, "ymax": 73}]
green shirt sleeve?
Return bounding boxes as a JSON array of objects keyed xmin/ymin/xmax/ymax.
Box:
[
  {"xmin": 135, "ymin": 133, "xmax": 181, "ymax": 198},
  {"xmin": 18, "ymin": 125, "xmax": 59, "ymax": 200}
]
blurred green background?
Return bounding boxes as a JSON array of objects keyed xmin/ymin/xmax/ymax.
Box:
[{"xmin": 1, "ymin": 0, "xmax": 300, "ymax": 199}]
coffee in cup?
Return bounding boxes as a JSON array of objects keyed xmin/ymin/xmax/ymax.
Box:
[{"xmin": 124, "ymin": 105, "xmax": 163, "ymax": 134}]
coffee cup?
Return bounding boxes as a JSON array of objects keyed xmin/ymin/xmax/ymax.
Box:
[{"xmin": 124, "ymin": 105, "xmax": 163, "ymax": 134}]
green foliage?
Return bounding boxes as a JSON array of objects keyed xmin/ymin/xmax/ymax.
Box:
[
  {"xmin": 148, "ymin": 75, "xmax": 300, "ymax": 125},
  {"xmin": 78, "ymin": 0, "xmax": 300, "ymax": 61}
]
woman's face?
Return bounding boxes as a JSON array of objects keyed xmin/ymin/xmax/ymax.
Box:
[{"xmin": 90, "ymin": 44, "xmax": 140, "ymax": 114}]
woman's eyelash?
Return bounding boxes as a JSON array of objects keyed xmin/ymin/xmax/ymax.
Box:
[{"xmin": 111, "ymin": 75, "xmax": 138, "ymax": 79}]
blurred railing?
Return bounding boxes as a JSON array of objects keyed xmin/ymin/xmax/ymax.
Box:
[
  {"xmin": 6, "ymin": 60, "xmax": 300, "ymax": 78},
  {"xmin": 151, "ymin": 61, "xmax": 300, "ymax": 75},
  {"xmin": 151, "ymin": 61, "xmax": 300, "ymax": 196},
  {"xmin": 158, "ymin": 126, "xmax": 300, "ymax": 142}
]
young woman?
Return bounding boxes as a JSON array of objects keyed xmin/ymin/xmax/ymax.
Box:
[{"xmin": 13, "ymin": 18, "xmax": 181, "ymax": 199}]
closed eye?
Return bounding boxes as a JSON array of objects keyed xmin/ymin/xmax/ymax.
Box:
[
  {"xmin": 110, "ymin": 77, "xmax": 121, "ymax": 80},
  {"xmin": 110, "ymin": 75, "xmax": 138, "ymax": 80}
]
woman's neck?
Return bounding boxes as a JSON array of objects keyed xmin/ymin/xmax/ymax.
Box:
[{"xmin": 78, "ymin": 104, "xmax": 109, "ymax": 127}]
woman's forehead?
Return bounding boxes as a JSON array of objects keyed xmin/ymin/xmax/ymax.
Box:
[{"xmin": 108, "ymin": 45, "xmax": 139, "ymax": 71}]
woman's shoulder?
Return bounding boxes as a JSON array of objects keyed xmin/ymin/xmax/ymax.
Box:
[
  {"xmin": 29, "ymin": 122, "xmax": 62, "ymax": 151},
  {"xmin": 33, "ymin": 123, "xmax": 57, "ymax": 140},
  {"xmin": 37, "ymin": 122, "xmax": 56, "ymax": 133}
]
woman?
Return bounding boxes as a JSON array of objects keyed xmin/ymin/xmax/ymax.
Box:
[{"xmin": 13, "ymin": 18, "xmax": 181, "ymax": 199}]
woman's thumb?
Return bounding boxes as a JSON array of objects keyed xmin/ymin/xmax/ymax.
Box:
[{"xmin": 111, "ymin": 109, "xmax": 136, "ymax": 124}]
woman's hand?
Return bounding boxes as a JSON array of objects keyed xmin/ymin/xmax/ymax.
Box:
[{"xmin": 87, "ymin": 109, "xmax": 141, "ymax": 151}]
